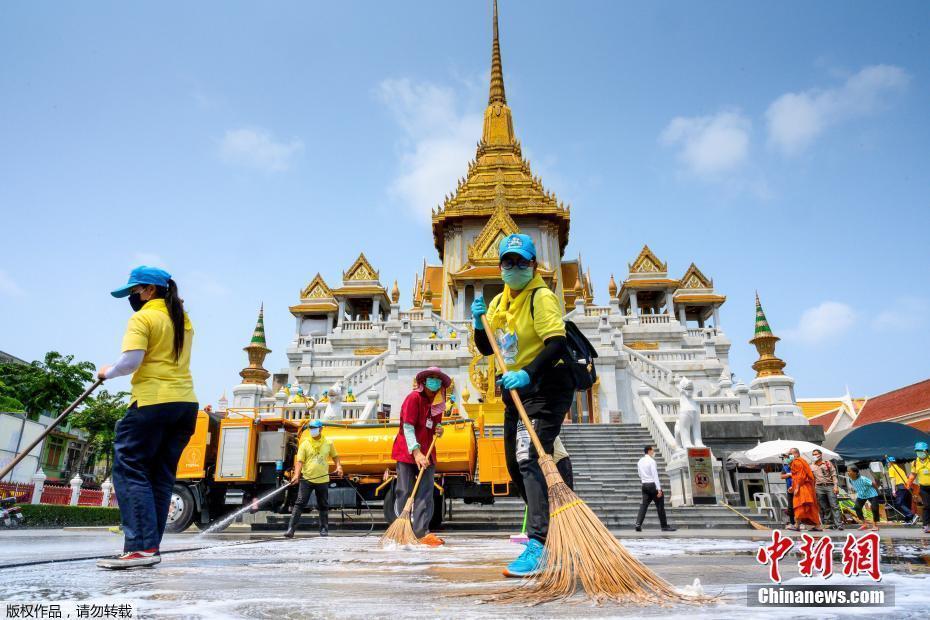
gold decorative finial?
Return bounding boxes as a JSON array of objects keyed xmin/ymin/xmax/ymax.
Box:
[
  {"xmin": 489, "ymin": 0, "xmax": 506, "ymax": 105},
  {"xmin": 574, "ymin": 275, "xmax": 583, "ymax": 293},
  {"xmin": 240, "ymin": 303, "xmax": 271, "ymax": 385},
  {"xmin": 750, "ymin": 292, "xmax": 786, "ymax": 378},
  {"xmin": 423, "ymin": 277, "xmax": 433, "ymax": 303},
  {"xmin": 608, "ymin": 274, "xmax": 618, "ymax": 298},
  {"xmin": 391, "ymin": 279, "xmax": 400, "ymax": 303}
]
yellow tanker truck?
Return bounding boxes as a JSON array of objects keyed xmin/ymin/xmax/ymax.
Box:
[{"xmin": 165, "ymin": 407, "xmax": 512, "ymax": 533}]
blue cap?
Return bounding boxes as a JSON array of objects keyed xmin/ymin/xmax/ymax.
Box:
[
  {"xmin": 498, "ymin": 233, "xmax": 536, "ymax": 261},
  {"xmin": 111, "ymin": 266, "xmax": 172, "ymax": 298},
  {"xmin": 309, "ymin": 420, "xmax": 324, "ymax": 429},
  {"xmin": 886, "ymin": 456, "xmax": 896, "ymax": 462},
  {"xmin": 916, "ymin": 441, "xmax": 928, "ymax": 452}
]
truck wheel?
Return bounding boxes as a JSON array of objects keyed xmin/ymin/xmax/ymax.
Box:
[
  {"xmin": 165, "ymin": 484, "xmax": 196, "ymax": 533},
  {"xmin": 382, "ymin": 485, "xmax": 397, "ymax": 525},
  {"xmin": 430, "ymin": 492, "xmax": 443, "ymax": 530}
]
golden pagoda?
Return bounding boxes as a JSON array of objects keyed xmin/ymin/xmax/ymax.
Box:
[
  {"xmin": 424, "ymin": 0, "xmax": 573, "ymax": 317},
  {"xmin": 240, "ymin": 304, "xmax": 271, "ymax": 385},
  {"xmin": 750, "ymin": 293, "xmax": 786, "ymax": 378}
]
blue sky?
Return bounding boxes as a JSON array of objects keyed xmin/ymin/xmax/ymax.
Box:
[{"xmin": 1, "ymin": 1, "xmax": 928, "ymax": 405}]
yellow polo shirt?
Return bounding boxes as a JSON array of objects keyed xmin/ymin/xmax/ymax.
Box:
[
  {"xmin": 296, "ymin": 437, "xmax": 338, "ymax": 483},
  {"xmin": 912, "ymin": 457, "xmax": 930, "ymax": 486},
  {"xmin": 121, "ymin": 298, "xmax": 197, "ymax": 407},
  {"xmin": 486, "ymin": 274, "xmax": 565, "ymax": 372},
  {"xmin": 888, "ymin": 463, "xmax": 909, "ymax": 487}
]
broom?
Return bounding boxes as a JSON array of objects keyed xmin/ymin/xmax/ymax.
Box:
[
  {"xmin": 480, "ymin": 315, "xmax": 708, "ymax": 605},
  {"xmin": 380, "ymin": 435, "xmax": 439, "ymax": 546},
  {"xmin": 720, "ymin": 502, "xmax": 770, "ymax": 531}
]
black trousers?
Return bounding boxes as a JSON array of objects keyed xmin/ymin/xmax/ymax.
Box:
[
  {"xmin": 636, "ymin": 482, "xmax": 669, "ymax": 528},
  {"xmin": 786, "ymin": 490, "xmax": 795, "ymax": 525},
  {"xmin": 502, "ymin": 366, "xmax": 575, "ymax": 544},
  {"xmin": 112, "ymin": 401, "xmax": 198, "ymax": 552},
  {"xmin": 295, "ymin": 480, "xmax": 329, "ymax": 516},
  {"xmin": 854, "ymin": 497, "xmax": 881, "ymax": 523}
]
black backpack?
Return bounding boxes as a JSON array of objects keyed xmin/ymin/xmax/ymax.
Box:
[{"xmin": 530, "ymin": 289, "xmax": 599, "ymax": 391}]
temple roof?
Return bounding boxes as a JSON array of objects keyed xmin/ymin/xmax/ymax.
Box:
[
  {"xmin": 852, "ymin": 378, "xmax": 930, "ymax": 427},
  {"xmin": 431, "ymin": 0, "xmax": 570, "ymax": 258}
]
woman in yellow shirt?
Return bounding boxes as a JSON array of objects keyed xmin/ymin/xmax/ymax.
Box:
[
  {"xmin": 96, "ymin": 266, "xmax": 198, "ymax": 570},
  {"xmin": 471, "ymin": 233, "xmax": 575, "ymax": 578}
]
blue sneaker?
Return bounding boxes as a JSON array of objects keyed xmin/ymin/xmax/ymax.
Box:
[{"xmin": 503, "ymin": 538, "xmax": 546, "ymax": 578}]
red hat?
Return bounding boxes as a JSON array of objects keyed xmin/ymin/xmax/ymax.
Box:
[{"xmin": 415, "ymin": 366, "xmax": 451, "ymax": 388}]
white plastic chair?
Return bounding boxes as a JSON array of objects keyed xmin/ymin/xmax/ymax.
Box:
[{"xmin": 753, "ymin": 492, "xmax": 776, "ymax": 520}]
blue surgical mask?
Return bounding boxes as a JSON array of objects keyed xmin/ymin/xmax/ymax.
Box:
[
  {"xmin": 918, "ymin": 451, "xmax": 928, "ymax": 459},
  {"xmin": 788, "ymin": 455, "xmax": 796, "ymax": 462},
  {"xmin": 501, "ymin": 266, "xmax": 533, "ymax": 290},
  {"xmin": 425, "ymin": 377, "xmax": 442, "ymax": 392},
  {"xmin": 310, "ymin": 428, "xmax": 321, "ymax": 438}
]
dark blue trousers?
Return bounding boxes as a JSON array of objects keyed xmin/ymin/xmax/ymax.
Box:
[{"xmin": 112, "ymin": 401, "xmax": 198, "ymax": 552}]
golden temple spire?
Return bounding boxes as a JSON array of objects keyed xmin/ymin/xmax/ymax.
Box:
[
  {"xmin": 241, "ymin": 303, "xmax": 271, "ymax": 385},
  {"xmin": 482, "ymin": 0, "xmax": 515, "ymax": 146},
  {"xmin": 489, "ymin": 0, "xmax": 506, "ymax": 105},
  {"xmin": 750, "ymin": 292, "xmax": 786, "ymax": 378}
]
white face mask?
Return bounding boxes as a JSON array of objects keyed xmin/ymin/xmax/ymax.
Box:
[{"xmin": 310, "ymin": 428, "xmax": 321, "ymax": 438}]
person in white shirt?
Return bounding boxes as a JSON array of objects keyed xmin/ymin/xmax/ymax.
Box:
[{"xmin": 635, "ymin": 446, "xmax": 676, "ymax": 532}]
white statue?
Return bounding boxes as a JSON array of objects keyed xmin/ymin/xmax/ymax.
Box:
[
  {"xmin": 674, "ymin": 378, "xmax": 704, "ymax": 449},
  {"xmin": 323, "ymin": 382, "xmax": 343, "ymax": 420}
]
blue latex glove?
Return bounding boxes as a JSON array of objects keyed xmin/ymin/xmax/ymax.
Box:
[
  {"xmin": 471, "ymin": 296, "xmax": 488, "ymax": 329},
  {"xmin": 498, "ymin": 370, "xmax": 530, "ymax": 390}
]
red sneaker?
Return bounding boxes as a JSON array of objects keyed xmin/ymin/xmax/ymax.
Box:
[
  {"xmin": 419, "ymin": 533, "xmax": 445, "ymax": 547},
  {"xmin": 97, "ymin": 548, "xmax": 160, "ymax": 570}
]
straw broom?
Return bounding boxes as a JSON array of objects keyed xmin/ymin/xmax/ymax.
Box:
[
  {"xmin": 720, "ymin": 502, "xmax": 770, "ymax": 531},
  {"xmin": 381, "ymin": 435, "xmax": 439, "ymax": 546},
  {"xmin": 480, "ymin": 315, "xmax": 710, "ymax": 605}
]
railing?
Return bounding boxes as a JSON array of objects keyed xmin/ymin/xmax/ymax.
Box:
[
  {"xmin": 297, "ymin": 334, "xmax": 329, "ymax": 347},
  {"xmin": 584, "ymin": 306, "xmax": 613, "ymax": 317},
  {"xmin": 342, "ymin": 350, "xmax": 389, "ymax": 393},
  {"xmin": 342, "ymin": 320, "xmax": 373, "ymax": 331},
  {"xmin": 651, "ymin": 396, "xmax": 742, "ymax": 418},
  {"xmin": 0, "ymin": 482, "xmax": 33, "ymax": 502},
  {"xmin": 315, "ymin": 357, "xmax": 370, "ymax": 369},
  {"xmin": 639, "ymin": 314, "xmax": 672, "ymax": 324},
  {"xmin": 412, "ymin": 338, "xmax": 461, "ymax": 352},
  {"xmin": 639, "ymin": 395, "xmax": 683, "ymax": 465},
  {"xmin": 429, "ymin": 312, "xmax": 470, "ymax": 336},
  {"xmin": 398, "ymin": 310, "xmax": 425, "ymax": 321},
  {"xmin": 642, "ymin": 349, "xmax": 702, "ymax": 362},
  {"xmin": 685, "ymin": 327, "xmax": 718, "ymax": 339},
  {"xmin": 625, "ymin": 346, "xmax": 679, "ymax": 396}
]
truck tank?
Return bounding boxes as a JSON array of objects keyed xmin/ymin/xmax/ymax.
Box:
[{"xmin": 300, "ymin": 420, "xmax": 477, "ymax": 476}]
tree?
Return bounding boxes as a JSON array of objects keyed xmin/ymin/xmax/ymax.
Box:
[
  {"xmin": 0, "ymin": 378, "xmax": 25, "ymax": 412},
  {"xmin": 69, "ymin": 389, "xmax": 129, "ymax": 478},
  {"xmin": 0, "ymin": 352, "xmax": 95, "ymax": 419}
]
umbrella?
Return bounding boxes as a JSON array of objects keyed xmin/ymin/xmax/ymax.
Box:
[
  {"xmin": 743, "ymin": 440, "xmax": 840, "ymax": 464},
  {"xmin": 823, "ymin": 422, "xmax": 930, "ymax": 462}
]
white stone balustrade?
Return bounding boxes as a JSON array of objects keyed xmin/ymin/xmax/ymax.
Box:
[
  {"xmin": 642, "ymin": 349, "xmax": 701, "ymax": 362},
  {"xmin": 341, "ymin": 351, "xmax": 389, "ymax": 394},
  {"xmin": 625, "ymin": 346, "xmax": 679, "ymax": 396},
  {"xmin": 412, "ymin": 338, "xmax": 461, "ymax": 352},
  {"xmin": 639, "ymin": 314, "xmax": 671, "ymax": 325},
  {"xmin": 315, "ymin": 356, "xmax": 371, "ymax": 369},
  {"xmin": 398, "ymin": 311, "xmax": 425, "ymax": 321},
  {"xmin": 342, "ymin": 320, "xmax": 374, "ymax": 331},
  {"xmin": 584, "ymin": 306, "xmax": 612, "ymax": 317},
  {"xmin": 651, "ymin": 396, "xmax": 742, "ymax": 418}
]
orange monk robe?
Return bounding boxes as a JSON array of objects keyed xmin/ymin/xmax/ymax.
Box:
[{"xmin": 790, "ymin": 457, "xmax": 821, "ymax": 526}]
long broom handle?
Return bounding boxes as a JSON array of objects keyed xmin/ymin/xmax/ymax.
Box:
[
  {"xmin": 408, "ymin": 434, "xmax": 439, "ymax": 500},
  {"xmin": 479, "ymin": 315, "xmax": 548, "ymax": 458},
  {"xmin": 0, "ymin": 378, "xmax": 104, "ymax": 481}
]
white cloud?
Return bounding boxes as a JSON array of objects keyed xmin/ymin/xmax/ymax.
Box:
[
  {"xmin": 377, "ymin": 77, "xmax": 482, "ymax": 220},
  {"xmin": 0, "ymin": 269, "xmax": 25, "ymax": 297},
  {"xmin": 659, "ymin": 110, "xmax": 751, "ymax": 177},
  {"xmin": 784, "ymin": 301, "xmax": 856, "ymax": 344},
  {"xmin": 872, "ymin": 297, "xmax": 930, "ymax": 332},
  {"xmin": 219, "ymin": 127, "xmax": 304, "ymax": 172},
  {"xmin": 766, "ymin": 64, "xmax": 910, "ymax": 155}
]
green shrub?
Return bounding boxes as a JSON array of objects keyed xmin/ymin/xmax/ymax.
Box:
[{"xmin": 19, "ymin": 504, "xmax": 121, "ymax": 528}]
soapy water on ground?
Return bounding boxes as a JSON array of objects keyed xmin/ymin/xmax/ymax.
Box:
[{"xmin": 0, "ymin": 532, "xmax": 928, "ymax": 619}]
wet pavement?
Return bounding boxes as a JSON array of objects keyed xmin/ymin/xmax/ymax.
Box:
[{"xmin": 0, "ymin": 529, "xmax": 928, "ymax": 619}]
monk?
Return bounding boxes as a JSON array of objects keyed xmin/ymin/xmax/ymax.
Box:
[{"xmin": 781, "ymin": 447, "xmax": 822, "ymax": 531}]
